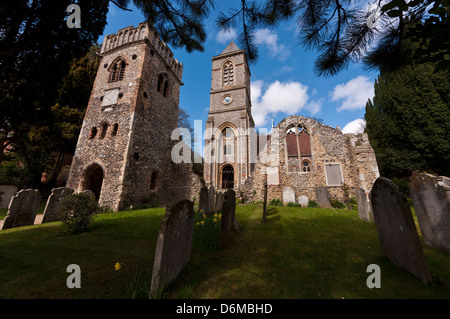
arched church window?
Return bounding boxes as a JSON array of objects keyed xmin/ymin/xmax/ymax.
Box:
[
  {"xmin": 109, "ymin": 58, "xmax": 126, "ymax": 83},
  {"xmin": 285, "ymin": 124, "xmax": 313, "ymax": 172},
  {"xmin": 100, "ymin": 123, "xmax": 109, "ymax": 139},
  {"xmin": 157, "ymin": 73, "xmax": 169, "ymax": 98},
  {"xmin": 89, "ymin": 127, "xmax": 97, "ymax": 139},
  {"xmin": 223, "ymin": 61, "xmax": 234, "ymax": 86}
]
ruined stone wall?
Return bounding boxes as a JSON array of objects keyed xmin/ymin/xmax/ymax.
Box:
[{"xmin": 241, "ymin": 115, "xmax": 379, "ymax": 205}]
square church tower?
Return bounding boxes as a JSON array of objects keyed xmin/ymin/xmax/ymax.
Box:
[
  {"xmin": 204, "ymin": 41, "xmax": 256, "ymax": 190},
  {"xmin": 66, "ymin": 22, "xmax": 185, "ymax": 211}
]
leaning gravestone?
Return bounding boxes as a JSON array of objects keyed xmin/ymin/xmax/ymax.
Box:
[
  {"xmin": 410, "ymin": 173, "xmax": 450, "ymax": 254},
  {"xmin": 207, "ymin": 185, "xmax": 215, "ymax": 214},
  {"xmin": 42, "ymin": 187, "xmax": 75, "ymax": 223},
  {"xmin": 315, "ymin": 187, "xmax": 331, "ymax": 208},
  {"xmin": 220, "ymin": 189, "xmax": 240, "ymax": 248},
  {"xmin": 198, "ymin": 186, "xmax": 208, "ymax": 213},
  {"xmin": 0, "ymin": 185, "xmax": 18, "ymax": 209},
  {"xmin": 215, "ymin": 192, "xmax": 224, "ymax": 212},
  {"xmin": 298, "ymin": 195, "xmax": 308, "ymax": 207},
  {"xmin": 356, "ymin": 188, "xmax": 372, "ymax": 222},
  {"xmin": 282, "ymin": 186, "xmax": 295, "ymax": 205},
  {"xmin": 150, "ymin": 200, "xmax": 195, "ymax": 296},
  {"xmin": 370, "ymin": 177, "xmax": 432, "ymax": 284},
  {"xmin": 1, "ymin": 189, "xmax": 42, "ymax": 230}
]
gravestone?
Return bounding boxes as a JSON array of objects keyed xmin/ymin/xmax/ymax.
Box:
[
  {"xmin": 198, "ymin": 186, "xmax": 208, "ymax": 213},
  {"xmin": 282, "ymin": 187, "xmax": 295, "ymax": 205},
  {"xmin": 1, "ymin": 189, "xmax": 42, "ymax": 230},
  {"xmin": 410, "ymin": 173, "xmax": 450, "ymax": 254},
  {"xmin": 150, "ymin": 200, "xmax": 195, "ymax": 296},
  {"xmin": 315, "ymin": 187, "xmax": 331, "ymax": 208},
  {"xmin": 215, "ymin": 192, "xmax": 224, "ymax": 212},
  {"xmin": 220, "ymin": 189, "xmax": 240, "ymax": 248},
  {"xmin": 266, "ymin": 166, "xmax": 279, "ymax": 185},
  {"xmin": 370, "ymin": 177, "xmax": 432, "ymax": 284},
  {"xmin": 207, "ymin": 185, "xmax": 215, "ymax": 214},
  {"xmin": 42, "ymin": 187, "xmax": 75, "ymax": 223},
  {"xmin": 80, "ymin": 189, "xmax": 96, "ymax": 200},
  {"xmin": 0, "ymin": 185, "xmax": 18, "ymax": 209},
  {"xmin": 298, "ymin": 195, "xmax": 308, "ymax": 207},
  {"xmin": 356, "ymin": 188, "xmax": 372, "ymax": 222}
]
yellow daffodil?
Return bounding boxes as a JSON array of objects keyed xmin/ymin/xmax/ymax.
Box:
[
  {"xmin": 200, "ymin": 221, "xmax": 205, "ymax": 225},
  {"xmin": 214, "ymin": 213, "xmax": 218, "ymax": 218},
  {"xmin": 115, "ymin": 262, "xmax": 122, "ymax": 271},
  {"xmin": 196, "ymin": 222, "xmax": 200, "ymax": 226},
  {"xmin": 202, "ymin": 214, "xmax": 206, "ymax": 219},
  {"xmin": 213, "ymin": 218, "xmax": 217, "ymax": 223}
]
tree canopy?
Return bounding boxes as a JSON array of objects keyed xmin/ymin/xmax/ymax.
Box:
[{"xmin": 364, "ymin": 25, "xmax": 450, "ymax": 178}]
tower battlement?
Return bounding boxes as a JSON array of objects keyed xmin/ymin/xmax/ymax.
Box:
[{"xmin": 100, "ymin": 22, "xmax": 183, "ymax": 81}]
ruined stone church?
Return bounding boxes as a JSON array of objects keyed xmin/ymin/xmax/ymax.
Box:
[{"xmin": 66, "ymin": 22, "xmax": 379, "ymax": 211}]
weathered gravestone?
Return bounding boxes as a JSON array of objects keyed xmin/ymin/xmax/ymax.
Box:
[
  {"xmin": 370, "ymin": 177, "xmax": 432, "ymax": 284},
  {"xmin": 315, "ymin": 187, "xmax": 331, "ymax": 208},
  {"xmin": 220, "ymin": 189, "xmax": 241, "ymax": 248},
  {"xmin": 410, "ymin": 173, "xmax": 450, "ymax": 254},
  {"xmin": 356, "ymin": 188, "xmax": 372, "ymax": 222},
  {"xmin": 207, "ymin": 185, "xmax": 215, "ymax": 214},
  {"xmin": 298, "ymin": 195, "xmax": 308, "ymax": 207},
  {"xmin": 282, "ymin": 186, "xmax": 295, "ymax": 205},
  {"xmin": 80, "ymin": 189, "xmax": 96, "ymax": 201},
  {"xmin": 215, "ymin": 192, "xmax": 224, "ymax": 212},
  {"xmin": 42, "ymin": 187, "xmax": 75, "ymax": 223},
  {"xmin": 1, "ymin": 189, "xmax": 42, "ymax": 230},
  {"xmin": 150, "ymin": 200, "xmax": 195, "ymax": 296},
  {"xmin": 0, "ymin": 185, "xmax": 18, "ymax": 209},
  {"xmin": 198, "ymin": 186, "xmax": 208, "ymax": 213}
]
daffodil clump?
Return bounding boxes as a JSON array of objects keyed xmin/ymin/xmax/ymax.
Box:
[{"xmin": 193, "ymin": 209, "xmax": 221, "ymax": 251}]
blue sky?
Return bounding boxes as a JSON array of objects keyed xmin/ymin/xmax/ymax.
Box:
[{"xmin": 99, "ymin": 1, "xmax": 379, "ymax": 135}]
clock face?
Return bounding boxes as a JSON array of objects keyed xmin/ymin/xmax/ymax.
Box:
[{"xmin": 223, "ymin": 95, "xmax": 232, "ymax": 105}]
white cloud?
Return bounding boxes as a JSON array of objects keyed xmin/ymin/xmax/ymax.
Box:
[
  {"xmin": 253, "ymin": 28, "xmax": 291, "ymax": 61},
  {"xmin": 216, "ymin": 28, "xmax": 237, "ymax": 43},
  {"xmin": 330, "ymin": 76, "xmax": 374, "ymax": 112},
  {"xmin": 251, "ymin": 80, "xmax": 321, "ymax": 127},
  {"xmin": 342, "ymin": 118, "xmax": 366, "ymax": 134}
]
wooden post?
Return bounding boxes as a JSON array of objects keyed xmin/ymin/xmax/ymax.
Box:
[{"xmin": 263, "ymin": 182, "xmax": 268, "ymax": 224}]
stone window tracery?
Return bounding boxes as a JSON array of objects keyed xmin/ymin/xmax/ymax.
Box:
[
  {"xmin": 109, "ymin": 58, "xmax": 126, "ymax": 83},
  {"xmin": 285, "ymin": 124, "xmax": 313, "ymax": 173}
]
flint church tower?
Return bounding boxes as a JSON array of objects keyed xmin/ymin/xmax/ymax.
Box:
[
  {"xmin": 204, "ymin": 42, "xmax": 255, "ymax": 190},
  {"xmin": 66, "ymin": 22, "xmax": 186, "ymax": 211}
]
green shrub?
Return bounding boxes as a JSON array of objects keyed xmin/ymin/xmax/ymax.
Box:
[
  {"xmin": 269, "ymin": 199, "xmax": 283, "ymax": 206},
  {"xmin": 330, "ymin": 198, "xmax": 346, "ymax": 209},
  {"xmin": 61, "ymin": 193, "xmax": 100, "ymax": 234},
  {"xmin": 349, "ymin": 196, "xmax": 358, "ymax": 210},
  {"xmin": 287, "ymin": 201, "xmax": 301, "ymax": 207},
  {"xmin": 307, "ymin": 200, "xmax": 319, "ymax": 208}
]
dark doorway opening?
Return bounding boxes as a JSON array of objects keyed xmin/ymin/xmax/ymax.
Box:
[
  {"xmin": 222, "ymin": 165, "xmax": 234, "ymax": 189},
  {"xmin": 84, "ymin": 164, "xmax": 104, "ymax": 201}
]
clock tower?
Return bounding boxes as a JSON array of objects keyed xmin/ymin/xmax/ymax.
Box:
[{"xmin": 204, "ymin": 41, "xmax": 255, "ymax": 190}]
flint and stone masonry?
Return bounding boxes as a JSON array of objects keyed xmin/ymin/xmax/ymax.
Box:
[{"xmin": 66, "ymin": 22, "xmax": 200, "ymax": 211}]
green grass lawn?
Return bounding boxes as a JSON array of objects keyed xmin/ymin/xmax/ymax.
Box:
[{"xmin": 0, "ymin": 205, "xmax": 449, "ymax": 299}]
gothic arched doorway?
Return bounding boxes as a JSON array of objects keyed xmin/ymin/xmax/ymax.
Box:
[
  {"xmin": 83, "ymin": 164, "xmax": 104, "ymax": 201},
  {"xmin": 221, "ymin": 165, "xmax": 234, "ymax": 189}
]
